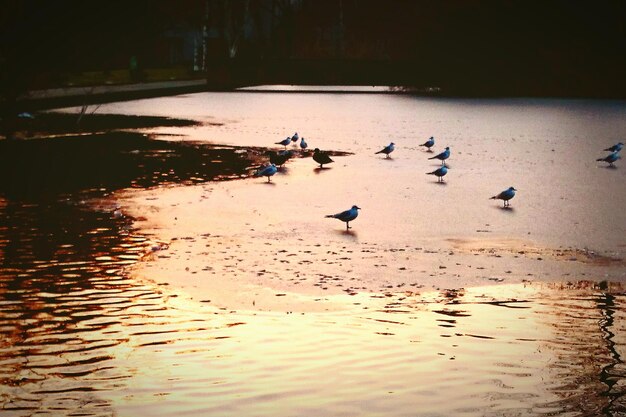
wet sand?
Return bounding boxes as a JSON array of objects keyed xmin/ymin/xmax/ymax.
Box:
[
  {"xmin": 90, "ymin": 93, "xmax": 626, "ymax": 313},
  {"xmin": 118, "ymin": 164, "xmax": 624, "ymax": 313}
]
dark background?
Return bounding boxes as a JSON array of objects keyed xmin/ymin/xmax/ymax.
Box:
[{"xmin": 2, "ymin": 0, "xmax": 626, "ymax": 98}]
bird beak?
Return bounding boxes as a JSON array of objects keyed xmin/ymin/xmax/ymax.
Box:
[{"xmin": 356, "ymin": 206, "xmax": 362, "ymax": 210}]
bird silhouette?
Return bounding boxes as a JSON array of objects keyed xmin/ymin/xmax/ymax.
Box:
[
  {"xmin": 291, "ymin": 132, "xmax": 299, "ymax": 143},
  {"xmin": 266, "ymin": 150, "xmax": 291, "ymax": 167},
  {"xmin": 300, "ymin": 137, "xmax": 308, "ymax": 149},
  {"xmin": 421, "ymin": 136, "xmax": 435, "ymax": 150},
  {"xmin": 429, "ymin": 146, "xmax": 450, "ymax": 165},
  {"xmin": 604, "ymin": 142, "xmax": 624, "ymax": 153},
  {"xmin": 313, "ymin": 148, "xmax": 334, "ymax": 168},
  {"xmin": 254, "ymin": 164, "xmax": 278, "ymax": 182},
  {"xmin": 490, "ymin": 187, "xmax": 517, "ymax": 207},
  {"xmin": 375, "ymin": 142, "xmax": 395, "ymax": 158},
  {"xmin": 597, "ymin": 152, "xmax": 621, "ymax": 167},
  {"xmin": 275, "ymin": 137, "xmax": 291, "ymax": 148},
  {"xmin": 427, "ymin": 165, "xmax": 448, "ymax": 182},
  {"xmin": 325, "ymin": 205, "xmax": 361, "ymax": 230}
]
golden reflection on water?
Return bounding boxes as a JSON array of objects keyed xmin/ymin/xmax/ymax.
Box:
[
  {"xmin": 0, "ymin": 196, "xmax": 622, "ymax": 416},
  {"xmin": 4, "ymin": 217, "xmax": 626, "ymax": 417},
  {"xmin": 96, "ymin": 283, "xmax": 626, "ymax": 417}
]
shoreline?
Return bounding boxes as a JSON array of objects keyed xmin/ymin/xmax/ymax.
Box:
[
  {"xmin": 5, "ymin": 98, "xmax": 625, "ymax": 315},
  {"xmin": 117, "ymin": 167, "xmax": 626, "ymax": 313}
]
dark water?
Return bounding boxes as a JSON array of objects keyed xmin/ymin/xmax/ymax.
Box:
[
  {"xmin": 0, "ymin": 131, "xmax": 262, "ymax": 199},
  {"xmin": 0, "ymin": 131, "xmax": 261, "ymax": 415}
]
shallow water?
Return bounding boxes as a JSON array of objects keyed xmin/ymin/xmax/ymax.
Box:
[
  {"xmin": 70, "ymin": 91, "xmax": 626, "ymax": 255},
  {"xmin": 2, "ymin": 216, "xmax": 626, "ymax": 417},
  {"xmin": 2, "ymin": 91, "xmax": 626, "ymax": 415}
]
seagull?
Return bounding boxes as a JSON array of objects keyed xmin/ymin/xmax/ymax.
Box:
[
  {"xmin": 254, "ymin": 164, "xmax": 278, "ymax": 182},
  {"xmin": 604, "ymin": 142, "xmax": 624, "ymax": 153},
  {"xmin": 428, "ymin": 146, "xmax": 450, "ymax": 165},
  {"xmin": 375, "ymin": 142, "xmax": 395, "ymax": 158},
  {"xmin": 300, "ymin": 137, "xmax": 308, "ymax": 150},
  {"xmin": 291, "ymin": 132, "xmax": 299, "ymax": 143},
  {"xmin": 597, "ymin": 152, "xmax": 621, "ymax": 167},
  {"xmin": 490, "ymin": 186, "xmax": 517, "ymax": 207},
  {"xmin": 420, "ymin": 136, "xmax": 435, "ymax": 150},
  {"xmin": 325, "ymin": 205, "xmax": 361, "ymax": 230},
  {"xmin": 275, "ymin": 137, "xmax": 291, "ymax": 148},
  {"xmin": 313, "ymin": 148, "xmax": 334, "ymax": 168},
  {"xmin": 427, "ymin": 165, "xmax": 448, "ymax": 182},
  {"xmin": 266, "ymin": 150, "xmax": 291, "ymax": 167}
]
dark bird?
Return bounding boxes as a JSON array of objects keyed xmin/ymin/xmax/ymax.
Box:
[
  {"xmin": 375, "ymin": 142, "xmax": 395, "ymax": 158},
  {"xmin": 266, "ymin": 150, "xmax": 292, "ymax": 167},
  {"xmin": 597, "ymin": 152, "xmax": 621, "ymax": 167},
  {"xmin": 604, "ymin": 142, "xmax": 623, "ymax": 153},
  {"xmin": 490, "ymin": 187, "xmax": 517, "ymax": 207},
  {"xmin": 427, "ymin": 165, "xmax": 448, "ymax": 182},
  {"xmin": 313, "ymin": 148, "xmax": 334, "ymax": 168},
  {"xmin": 428, "ymin": 146, "xmax": 450, "ymax": 165},
  {"xmin": 325, "ymin": 205, "xmax": 361, "ymax": 230},
  {"xmin": 421, "ymin": 136, "xmax": 435, "ymax": 150},
  {"xmin": 275, "ymin": 137, "xmax": 291, "ymax": 148},
  {"xmin": 291, "ymin": 132, "xmax": 299, "ymax": 143}
]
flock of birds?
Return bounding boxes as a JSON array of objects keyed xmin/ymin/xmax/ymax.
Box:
[
  {"xmin": 254, "ymin": 132, "xmax": 623, "ymax": 231},
  {"xmin": 254, "ymin": 132, "xmax": 336, "ymax": 182}
]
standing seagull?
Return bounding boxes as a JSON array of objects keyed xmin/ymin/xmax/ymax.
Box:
[
  {"xmin": 427, "ymin": 165, "xmax": 448, "ymax": 182},
  {"xmin": 604, "ymin": 142, "xmax": 624, "ymax": 153},
  {"xmin": 490, "ymin": 187, "xmax": 517, "ymax": 207},
  {"xmin": 421, "ymin": 136, "xmax": 435, "ymax": 151},
  {"xmin": 291, "ymin": 132, "xmax": 299, "ymax": 143},
  {"xmin": 313, "ymin": 148, "xmax": 334, "ymax": 168},
  {"xmin": 300, "ymin": 137, "xmax": 308, "ymax": 150},
  {"xmin": 325, "ymin": 205, "xmax": 361, "ymax": 230},
  {"xmin": 597, "ymin": 152, "xmax": 622, "ymax": 167},
  {"xmin": 275, "ymin": 137, "xmax": 291, "ymax": 148},
  {"xmin": 428, "ymin": 146, "xmax": 450, "ymax": 165},
  {"xmin": 254, "ymin": 164, "xmax": 278, "ymax": 182},
  {"xmin": 375, "ymin": 142, "xmax": 395, "ymax": 158}
]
